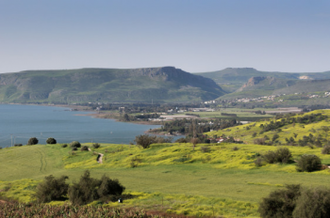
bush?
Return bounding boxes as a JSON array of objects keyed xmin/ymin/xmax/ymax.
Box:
[
  {"xmin": 259, "ymin": 184, "xmax": 301, "ymax": 218},
  {"xmin": 97, "ymin": 175, "xmax": 125, "ymax": 199},
  {"xmin": 68, "ymin": 171, "xmax": 100, "ymax": 205},
  {"xmin": 68, "ymin": 170, "xmax": 125, "ymax": 205},
  {"xmin": 292, "ymin": 187, "xmax": 330, "ymax": 218},
  {"xmin": 72, "ymin": 147, "xmax": 78, "ymax": 151},
  {"xmin": 322, "ymin": 145, "xmax": 330, "ymax": 154},
  {"xmin": 14, "ymin": 144, "xmax": 22, "ymax": 147},
  {"xmin": 134, "ymin": 135, "xmax": 172, "ymax": 148},
  {"xmin": 34, "ymin": 175, "xmax": 69, "ymax": 203},
  {"xmin": 175, "ymin": 138, "xmax": 188, "ymax": 143},
  {"xmin": 27, "ymin": 137, "xmax": 38, "ymax": 145},
  {"xmin": 70, "ymin": 141, "xmax": 81, "ymax": 148},
  {"xmin": 296, "ymin": 154, "xmax": 322, "ymax": 172},
  {"xmin": 275, "ymin": 148, "xmax": 292, "ymax": 164},
  {"xmin": 62, "ymin": 144, "xmax": 68, "ymax": 148},
  {"xmin": 46, "ymin": 137, "xmax": 57, "ymax": 144},
  {"xmin": 81, "ymin": 146, "xmax": 89, "ymax": 151},
  {"xmin": 92, "ymin": 143, "xmax": 101, "ymax": 149},
  {"xmin": 263, "ymin": 148, "xmax": 292, "ymax": 164}
]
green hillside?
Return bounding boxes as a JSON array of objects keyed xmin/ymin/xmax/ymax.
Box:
[
  {"xmin": 2, "ymin": 110, "xmax": 330, "ymax": 217},
  {"xmin": 197, "ymin": 68, "xmax": 330, "ymax": 92},
  {"xmin": 0, "ymin": 67, "xmax": 226, "ymax": 104},
  {"xmin": 207, "ymin": 110, "xmax": 330, "ymax": 147}
]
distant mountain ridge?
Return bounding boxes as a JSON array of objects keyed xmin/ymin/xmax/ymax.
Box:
[
  {"xmin": 0, "ymin": 67, "xmax": 226, "ymax": 104},
  {"xmin": 197, "ymin": 68, "xmax": 330, "ymax": 92}
]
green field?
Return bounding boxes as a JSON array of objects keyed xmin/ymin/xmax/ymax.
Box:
[{"xmin": 2, "ymin": 135, "xmax": 330, "ymax": 217}]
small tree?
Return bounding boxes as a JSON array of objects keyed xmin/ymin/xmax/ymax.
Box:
[
  {"xmin": 322, "ymin": 145, "xmax": 330, "ymax": 154},
  {"xmin": 134, "ymin": 135, "xmax": 156, "ymax": 149},
  {"xmin": 27, "ymin": 137, "xmax": 38, "ymax": 145},
  {"xmin": 93, "ymin": 143, "xmax": 101, "ymax": 149},
  {"xmin": 68, "ymin": 170, "xmax": 101, "ymax": 205},
  {"xmin": 97, "ymin": 175, "xmax": 125, "ymax": 199},
  {"xmin": 34, "ymin": 175, "xmax": 69, "ymax": 203},
  {"xmin": 46, "ymin": 137, "xmax": 57, "ymax": 144},
  {"xmin": 296, "ymin": 154, "xmax": 322, "ymax": 172},
  {"xmin": 70, "ymin": 141, "xmax": 81, "ymax": 148},
  {"xmin": 259, "ymin": 184, "xmax": 301, "ymax": 218},
  {"xmin": 293, "ymin": 187, "xmax": 330, "ymax": 218}
]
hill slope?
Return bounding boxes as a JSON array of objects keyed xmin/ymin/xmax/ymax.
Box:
[
  {"xmin": 0, "ymin": 67, "xmax": 226, "ymax": 104},
  {"xmin": 197, "ymin": 68, "xmax": 330, "ymax": 92}
]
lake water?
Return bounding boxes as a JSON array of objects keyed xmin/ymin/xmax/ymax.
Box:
[{"xmin": 0, "ymin": 104, "xmax": 164, "ymax": 148}]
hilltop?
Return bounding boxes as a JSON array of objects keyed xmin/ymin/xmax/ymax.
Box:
[
  {"xmin": 197, "ymin": 68, "xmax": 330, "ymax": 93},
  {"xmin": 0, "ymin": 67, "xmax": 226, "ymax": 104}
]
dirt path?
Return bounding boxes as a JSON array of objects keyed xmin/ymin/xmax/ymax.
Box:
[{"xmin": 97, "ymin": 153, "xmax": 104, "ymax": 164}]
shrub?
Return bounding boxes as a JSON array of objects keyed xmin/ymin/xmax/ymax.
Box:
[
  {"xmin": 14, "ymin": 144, "xmax": 22, "ymax": 147},
  {"xmin": 92, "ymin": 143, "xmax": 101, "ymax": 149},
  {"xmin": 296, "ymin": 154, "xmax": 322, "ymax": 172},
  {"xmin": 292, "ymin": 187, "xmax": 330, "ymax": 218},
  {"xmin": 134, "ymin": 135, "xmax": 171, "ymax": 148},
  {"xmin": 263, "ymin": 148, "xmax": 292, "ymax": 164},
  {"xmin": 68, "ymin": 171, "xmax": 100, "ymax": 205},
  {"xmin": 34, "ymin": 175, "xmax": 69, "ymax": 203},
  {"xmin": 232, "ymin": 146, "xmax": 240, "ymax": 151},
  {"xmin": 68, "ymin": 170, "xmax": 125, "ymax": 205},
  {"xmin": 259, "ymin": 184, "xmax": 301, "ymax": 218},
  {"xmin": 62, "ymin": 144, "xmax": 68, "ymax": 148},
  {"xmin": 81, "ymin": 146, "xmax": 89, "ymax": 151},
  {"xmin": 27, "ymin": 137, "xmax": 38, "ymax": 145},
  {"xmin": 321, "ymin": 145, "xmax": 330, "ymax": 154},
  {"xmin": 46, "ymin": 137, "xmax": 57, "ymax": 144},
  {"xmin": 97, "ymin": 175, "xmax": 125, "ymax": 199},
  {"xmin": 70, "ymin": 141, "xmax": 81, "ymax": 148},
  {"xmin": 175, "ymin": 138, "xmax": 188, "ymax": 143},
  {"xmin": 252, "ymin": 132, "xmax": 257, "ymax": 137},
  {"xmin": 263, "ymin": 151, "xmax": 277, "ymax": 164},
  {"xmin": 275, "ymin": 148, "xmax": 292, "ymax": 164},
  {"xmin": 72, "ymin": 147, "xmax": 78, "ymax": 151}
]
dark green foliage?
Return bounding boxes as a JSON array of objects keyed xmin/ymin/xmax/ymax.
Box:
[
  {"xmin": 92, "ymin": 143, "xmax": 101, "ymax": 149},
  {"xmin": 292, "ymin": 187, "xmax": 330, "ymax": 218},
  {"xmin": 232, "ymin": 146, "xmax": 240, "ymax": 151},
  {"xmin": 81, "ymin": 146, "xmax": 89, "ymax": 151},
  {"xmin": 72, "ymin": 147, "xmax": 77, "ymax": 151},
  {"xmin": 254, "ymin": 138, "xmax": 266, "ymax": 145},
  {"xmin": 259, "ymin": 184, "xmax": 301, "ymax": 218},
  {"xmin": 272, "ymin": 133, "xmax": 279, "ymax": 142},
  {"xmin": 252, "ymin": 132, "xmax": 257, "ymax": 137},
  {"xmin": 296, "ymin": 154, "xmax": 322, "ymax": 172},
  {"xmin": 97, "ymin": 175, "xmax": 125, "ymax": 199},
  {"xmin": 61, "ymin": 144, "xmax": 68, "ymax": 148},
  {"xmin": 46, "ymin": 137, "xmax": 57, "ymax": 144},
  {"xmin": 321, "ymin": 145, "xmax": 330, "ymax": 154},
  {"xmin": 263, "ymin": 148, "xmax": 292, "ymax": 164},
  {"xmin": 70, "ymin": 141, "xmax": 81, "ymax": 148},
  {"xmin": 134, "ymin": 134, "xmax": 172, "ymax": 149},
  {"xmin": 27, "ymin": 137, "xmax": 38, "ymax": 145},
  {"xmin": 14, "ymin": 144, "xmax": 22, "ymax": 147},
  {"xmin": 34, "ymin": 175, "xmax": 69, "ymax": 203},
  {"xmin": 175, "ymin": 138, "xmax": 188, "ymax": 143},
  {"xmin": 68, "ymin": 170, "xmax": 125, "ymax": 205}
]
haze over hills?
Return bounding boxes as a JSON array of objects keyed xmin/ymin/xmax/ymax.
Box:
[
  {"xmin": 0, "ymin": 67, "xmax": 226, "ymax": 104},
  {"xmin": 197, "ymin": 68, "xmax": 330, "ymax": 93}
]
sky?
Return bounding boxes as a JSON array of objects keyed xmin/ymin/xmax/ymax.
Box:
[{"xmin": 0, "ymin": 0, "xmax": 329, "ymax": 73}]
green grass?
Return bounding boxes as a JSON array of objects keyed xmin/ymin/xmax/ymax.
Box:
[{"xmin": 2, "ymin": 134, "xmax": 330, "ymax": 217}]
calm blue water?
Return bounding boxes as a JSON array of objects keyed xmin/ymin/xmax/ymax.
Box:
[{"xmin": 0, "ymin": 104, "xmax": 163, "ymax": 148}]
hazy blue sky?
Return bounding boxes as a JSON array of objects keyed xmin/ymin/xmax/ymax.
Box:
[{"xmin": 0, "ymin": 0, "xmax": 329, "ymax": 73}]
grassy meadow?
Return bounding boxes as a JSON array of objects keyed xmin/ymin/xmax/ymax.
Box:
[{"xmin": 2, "ymin": 134, "xmax": 330, "ymax": 217}]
